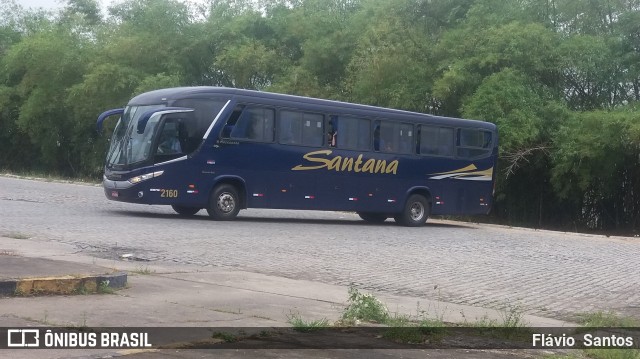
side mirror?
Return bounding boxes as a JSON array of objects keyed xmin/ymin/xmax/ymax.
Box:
[{"xmin": 96, "ymin": 108, "xmax": 124, "ymax": 133}]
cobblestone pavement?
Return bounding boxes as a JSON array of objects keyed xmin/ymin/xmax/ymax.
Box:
[{"xmin": 1, "ymin": 176, "xmax": 639, "ymax": 321}]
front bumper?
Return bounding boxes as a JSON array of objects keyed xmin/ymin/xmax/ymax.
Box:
[{"xmin": 103, "ymin": 177, "xmax": 146, "ymax": 203}]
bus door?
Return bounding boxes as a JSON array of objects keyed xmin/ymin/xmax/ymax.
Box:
[
  {"xmin": 128, "ymin": 108, "xmax": 203, "ymax": 206},
  {"xmin": 215, "ymin": 104, "xmax": 277, "ymax": 208}
]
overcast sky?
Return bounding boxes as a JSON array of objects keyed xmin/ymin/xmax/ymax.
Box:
[
  {"xmin": 15, "ymin": 0, "xmax": 64, "ymax": 10},
  {"xmin": 14, "ymin": 0, "xmax": 117, "ymax": 13},
  {"xmin": 14, "ymin": 0, "xmax": 205, "ymax": 14}
]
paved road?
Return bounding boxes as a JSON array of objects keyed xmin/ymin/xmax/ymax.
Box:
[{"xmin": 1, "ymin": 176, "xmax": 639, "ymax": 321}]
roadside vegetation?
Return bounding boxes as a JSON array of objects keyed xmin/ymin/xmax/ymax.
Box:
[{"xmin": 280, "ymin": 286, "xmax": 640, "ymax": 357}]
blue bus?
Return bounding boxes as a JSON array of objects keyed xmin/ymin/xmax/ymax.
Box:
[{"xmin": 97, "ymin": 87, "xmax": 497, "ymax": 226}]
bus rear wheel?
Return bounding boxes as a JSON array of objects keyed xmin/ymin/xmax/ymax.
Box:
[
  {"xmin": 394, "ymin": 194, "xmax": 429, "ymax": 227},
  {"xmin": 207, "ymin": 184, "xmax": 240, "ymax": 220},
  {"xmin": 357, "ymin": 212, "xmax": 388, "ymax": 223},
  {"xmin": 171, "ymin": 205, "xmax": 200, "ymax": 216}
]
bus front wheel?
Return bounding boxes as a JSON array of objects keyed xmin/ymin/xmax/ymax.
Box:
[
  {"xmin": 171, "ymin": 205, "xmax": 200, "ymax": 216},
  {"xmin": 357, "ymin": 212, "xmax": 388, "ymax": 223},
  {"xmin": 207, "ymin": 184, "xmax": 240, "ymax": 220},
  {"xmin": 394, "ymin": 194, "xmax": 429, "ymax": 227}
]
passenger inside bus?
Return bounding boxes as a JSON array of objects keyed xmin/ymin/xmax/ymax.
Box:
[
  {"xmin": 157, "ymin": 123, "xmax": 182, "ymax": 154},
  {"xmin": 327, "ymin": 116, "xmax": 337, "ymax": 147}
]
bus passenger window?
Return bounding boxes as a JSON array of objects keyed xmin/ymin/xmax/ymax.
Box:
[
  {"xmin": 335, "ymin": 116, "xmax": 370, "ymax": 151},
  {"xmin": 227, "ymin": 106, "xmax": 275, "ymax": 142},
  {"xmin": 279, "ymin": 110, "xmax": 323, "ymax": 147},
  {"xmin": 419, "ymin": 126, "xmax": 454, "ymax": 157},
  {"xmin": 456, "ymin": 128, "xmax": 492, "ymax": 158},
  {"xmin": 377, "ymin": 121, "xmax": 413, "ymax": 154},
  {"xmin": 222, "ymin": 106, "xmax": 244, "ymax": 138}
]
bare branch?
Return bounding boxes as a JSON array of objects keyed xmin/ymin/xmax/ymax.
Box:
[{"xmin": 500, "ymin": 146, "xmax": 550, "ymax": 178}]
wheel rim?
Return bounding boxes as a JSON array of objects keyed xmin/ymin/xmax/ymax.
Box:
[
  {"xmin": 217, "ymin": 192, "xmax": 236, "ymax": 214},
  {"xmin": 409, "ymin": 202, "xmax": 425, "ymax": 221}
]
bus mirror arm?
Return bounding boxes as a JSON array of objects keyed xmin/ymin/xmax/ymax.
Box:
[
  {"xmin": 137, "ymin": 107, "xmax": 194, "ymax": 134},
  {"xmin": 96, "ymin": 108, "xmax": 124, "ymax": 133}
]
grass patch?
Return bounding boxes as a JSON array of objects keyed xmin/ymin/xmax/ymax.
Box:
[
  {"xmin": 211, "ymin": 331, "xmax": 238, "ymax": 343},
  {"xmin": 5, "ymin": 232, "xmax": 30, "ymax": 240},
  {"xmin": 584, "ymin": 348, "xmax": 640, "ymax": 359},
  {"xmin": 578, "ymin": 311, "xmax": 639, "ymax": 327},
  {"xmin": 130, "ymin": 266, "xmax": 154, "ymax": 275},
  {"xmin": 341, "ymin": 286, "xmax": 389, "ymax": 324},
  {"xmin": 287, "ymin": 312, "xmax": 329, "ymax": 332},
  {"xmin": 577, "ymin": 311, "xmax": 640, "ymax": 359},
  {"xmin": 383, "ymin": 313, "xmax": 447, "ymax": 344},
  {"xmin": 460, "ymin": 302, "xmax": 528, "ymax": 328},
  {"xmin": 74, "ymin": 285, "xmax": 90, "ymax": 295},
  {"xmin": 97, "ymin": 280, "xmax": 115, "ymax": 294}
]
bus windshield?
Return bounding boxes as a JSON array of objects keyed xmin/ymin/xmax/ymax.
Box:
[{"xmin": 106, "ymin": 104, "xmax": 166, "ymax": 168}]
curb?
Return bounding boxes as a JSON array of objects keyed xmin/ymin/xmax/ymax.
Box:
[{"xmin": 0, "ymin": 272, "xmax": 127, "ymax": 297}]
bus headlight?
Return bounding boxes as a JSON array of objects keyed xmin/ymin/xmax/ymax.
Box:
[{"xmin": 129, "ymin": 170, "xmax": 164, "ymax": 184}]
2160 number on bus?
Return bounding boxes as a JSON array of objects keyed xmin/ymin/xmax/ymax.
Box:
[{"xmin": 160, "ymin": 189, "xmax": 178, "ymax": 198}]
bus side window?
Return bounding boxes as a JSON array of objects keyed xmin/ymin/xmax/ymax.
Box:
[
  {"xmin": 222, "ymin": 106, "xmax": 244, "ymax": 138},
  {"xmin": 419, "ymin": 125, "xmax": 453, "ymax": 157},
  {"xmin": 279, "ymin": 110, "xmax": 324, "ymax": 147},
  {"xmin": 376, "ymin": 121, "xmax": 412, "ymax": 154},
  {"xmin": 335, "ymin": 116, "xmax": 370, "ymax": 151},
  {"xmin": 301, "ymin": 113, "xmax": 324, "ymax": 147},
  {"xmin": 279, "ymin": 111, "xmax": 298, "ymax": 144},
  {"xmin": 457, "ymin": 128, "xmax": 492, "ymax": 159},
  {"xmin": 380, "ymin": 121, "xmax": 394, "ymax": 152},
  {"xmin": 226, "ymin": 106, "xmax": 275, "ymax": 142},
  {"xmin": 231, "ymin": 110, "xmax": 253, "ymax": 138},
  {"xmin": 438, "ymin": 128, "xmax": 454, "ymax": 156}
]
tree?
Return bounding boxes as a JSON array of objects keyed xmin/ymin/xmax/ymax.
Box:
[
  {"xmin": 2, "ymin": 21, "xmax": 93, "ymax": 175},
  {"xmin": 463, "ymin": 68, "xmax": 570, "ymax": 228},
  {"xmin": 433, "ymin": 21, "xmax": 561, "ymax": 116},
  {"xmin": 345, "ymin": 0, "xmax": 435, "ymax": 111},
  {"xmin": 552, "ymin": 109, "xmax": 640, "ymax": 231}
]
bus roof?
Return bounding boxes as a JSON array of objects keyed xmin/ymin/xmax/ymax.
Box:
[{"xmin": 128, "ymin": 86, "xmax": 495, "ymax": 130}]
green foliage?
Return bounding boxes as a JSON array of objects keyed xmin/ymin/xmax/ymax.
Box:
[
  {"xmin": 341, "ymin": 286, "xmax": 389, "ymax": 324},
  {"xmin": 559, "ymin": 35, "xmax": 624, "ymax": 110},
  {"xmin": 345, "ymin": 0, "xmax": 435, "ymax": 111},
  {"xmin": 583, "ymin": 348, "xmax": 640, "ymax": 359},
  {"xmin": 287, "ymin": 312, "xmax": 329, "ymax": 332},
  {"xmin": 578, "ymin": 311, "xmax": 639, "ymax": 328},
  {"xmin": 0, "ymin": 0, "xmax": 639, "ymax": 232},
  {"xmin": 551, "ymin": 109, "xmax": 640, "ymax": 230},
  {"xmin": 215, "ymin": 40, "xmax": 281, "ymax": 89},
  {"xmin": 463, "ymin": 69, "xmax": 547, "ymax": 152}
]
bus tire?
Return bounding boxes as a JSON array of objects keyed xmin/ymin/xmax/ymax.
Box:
[
  {"xmin": 171, "ymin": 205, "xmax": 200, "ymax": 216},
  {"xmin": 394, "ymin": 194, "xmax": 429, "ymax": 227},
  {"xmin": 357, "ymin": 212, "xmax": 387, "ymax": 223},
  {"xmin": 207, "ymin": 184, "xmax": 240, "ymax": 220}
]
